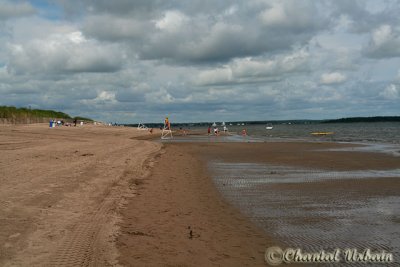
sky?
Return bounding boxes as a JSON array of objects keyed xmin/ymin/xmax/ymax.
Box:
[{"xmin": 0, "ymin": 0, "xmax": 399, "ymax": 123}]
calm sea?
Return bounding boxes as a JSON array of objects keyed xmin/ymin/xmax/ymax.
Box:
[{"xmin": 216, "ymin": 122, "xmax": 400, "ymax": 144}]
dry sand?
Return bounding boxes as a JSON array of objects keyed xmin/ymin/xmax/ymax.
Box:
[{"xmin": 0, "ymin": 124, "xmax": 160, "ymax": 266}]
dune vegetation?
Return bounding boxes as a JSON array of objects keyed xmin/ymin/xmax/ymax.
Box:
[{"xmin": 0, "ymin": 106, "xmax": 92, "ymax": 124}]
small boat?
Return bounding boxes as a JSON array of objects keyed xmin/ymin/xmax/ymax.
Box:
[
  {"xmin": 266, "ymin": 124, "xmax": 273, "ymax": 130},
  {"xmin": 212, "ymin": 122, "xmax": 217, "ymax": 127},
  {"xmin": 311, "ymin": 132, "xmax": 334, "ymax": 136}
]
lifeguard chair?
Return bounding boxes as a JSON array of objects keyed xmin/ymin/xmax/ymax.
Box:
[{"xmin": 161, "ymin": 117, "xmax": 173, "ymax": 139}]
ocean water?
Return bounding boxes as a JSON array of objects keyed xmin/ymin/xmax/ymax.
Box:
[{"xmin": 211, "ymin": 122, "xmax": 400, "ymax": 144}]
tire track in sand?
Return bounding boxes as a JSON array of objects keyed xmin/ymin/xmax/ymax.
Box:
[{"xmin": 46, "ymin": 143, "xmax": 161, "ymax": 267}]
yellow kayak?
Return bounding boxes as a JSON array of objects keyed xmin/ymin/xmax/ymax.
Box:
[{"xmin": 311, "ymin": 132, "xmax": 334, "ymax": 136}]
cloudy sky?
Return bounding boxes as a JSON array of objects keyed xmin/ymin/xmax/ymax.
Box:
[{"xmin": 0, "ymin": 0, "xmax": 399, "ymax": 123}]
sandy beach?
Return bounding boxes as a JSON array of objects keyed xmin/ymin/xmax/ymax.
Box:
[
  {"xmin": 0, "ymin": 124, "xmax": 160, "ymax": 266},
  {"xmin": 1, "ymin": 125, "xmax": 399, "ymax": 266}
]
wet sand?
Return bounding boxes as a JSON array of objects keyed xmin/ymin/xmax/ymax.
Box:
[
  {"xmin": 117, "ymin": 143, "xmax": 280, "ymax": 267},
  {"xmin": 118, "ymin": 140, "xmax": 400, "ymax": 266}
]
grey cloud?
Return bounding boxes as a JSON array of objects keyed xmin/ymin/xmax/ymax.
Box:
[
  {"xmin": 7, "ymin": 32, "xmax": 124, "ymax": 74},
  {"xmin": 331, "ymin": 0, "xmax": 400, "ymax": 33},
  {"xmin": 115, "ymin": 83, "xmax": 150, "ymax": 103},
  {"xmin": 193, "ymin": 49, "xmax": 310, "ymax": 86},
  {"xmin": 0, "ymin": 1, "xmax": 35, "ymax": 20},
  {"xmin": 364, "ymin": 25, "xmax": 400, "ymax": 58},
  {"xmin": 259, "ymin": 0, "xmax": 330, "ymax": 32},
  {"xmin": 82, "ymin": 14, "xmax": 152, "ymax": 41},
  {"xmin": 75, "ymin": 1, "xmax": 330, "ymax": 64}
]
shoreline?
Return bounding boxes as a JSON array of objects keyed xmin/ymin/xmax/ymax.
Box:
[
  {"xmin": 117, "ymin": 143, "xmax": 278, "ymax": 266},
  {"xmin": 118, "ymin": 139, "xmax": 400, "ymax": 266}
]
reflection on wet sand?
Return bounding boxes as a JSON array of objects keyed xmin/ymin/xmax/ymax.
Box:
[{"xmin": 211, "ymin": 162, "xmax": 400, "ymax": 266}]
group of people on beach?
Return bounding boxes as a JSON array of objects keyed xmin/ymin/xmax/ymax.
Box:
[
  {"xmin": 207, "ymin": 125, "xmax": 228, "ymax": 136},
  {"xmin": 49, "ymin": 118, "xmax": 83, "ymax": 127}
]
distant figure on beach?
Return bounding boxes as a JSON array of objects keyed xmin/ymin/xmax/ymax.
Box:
[
  {"xmin": 242, "ymin": 129, "xmax": 247, "ymax": 136},
  {"xmin": 164, "ymin": 117, "xmax": 170, "ymax": 130},
  {"xmin": 214, "ymin": 127, "xmax": 219, "ymax": 135},
  {"xmin": 74, "ymin": 118, "xmax": 77, "ymax": 126},
  {"xmin": 208, "ymin": 126, "xmax": 211, "ymax": 135},
  {"xmin": 223, "ymin": 125, "xmax": 228, "ymax": 132}
]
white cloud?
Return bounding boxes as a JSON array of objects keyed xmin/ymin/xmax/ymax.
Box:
[
  {"xmin": 195, "ymin": 67, "xmax": 232, "ymax": 86},
  {"xmin": 320, "ymin": 72, "xmax": 347, "ymax": 84},
  {"xmin": 371, "ymin": 25, "xmax": 392, "ymax": 47},
  {"xmin": 365, "ymin": 25, "xmax": 400, "ymax": 58},
  {"xmin": 259, "ymin": 0, "xmax": 322, "ymax": 31},
  {"xmin": 145, "ymin": 88, "xmax": 175, "ymax": 104},
  {"xmin": 194, "ymin": 49, "xmax": 309, "ymax": 86},
  {"xmin": 380, "ymin": 84, "xmax": 399, "ymax": 99},
  {"xmin": 155, "ymin": 10, "xmax": 188, "ymax": 33},
  {"xmin": 7, "ymin": 31, "xmax": 124, "ymax": 74}
]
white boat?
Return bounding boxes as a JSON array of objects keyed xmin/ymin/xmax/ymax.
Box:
[
  {"xmin": 212, "ymin": 122, "xmax": 217, "ymax": 127},
  {"xmin": 266, "ymin": 124, "xmax": 273, "ymax": 130}
]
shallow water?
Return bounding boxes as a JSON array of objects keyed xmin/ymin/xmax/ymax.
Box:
[
  {"xmin": 187, "ymin": 122, "xmax": 400, "ymax": 144},
  {"xmin": 210, "ymin": 162, "xmax": 400, "ymax": 266}
]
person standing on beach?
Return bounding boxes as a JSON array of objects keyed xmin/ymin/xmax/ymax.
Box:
[
  {"xmin": 164, "ymin": 117, "xmax": 170, "ymax": 130},
  {"xmin": 208, "ymin": 126, "xmax": 211, "ymax": 135}
]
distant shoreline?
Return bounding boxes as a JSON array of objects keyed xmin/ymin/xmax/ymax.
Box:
[
  {"xmin": 122, "ymin": 116, "xmax": 400, "ymax": 128},
  {"xmin": 322, "ymin": 116, "xmax": 400, "ymax": 123}
]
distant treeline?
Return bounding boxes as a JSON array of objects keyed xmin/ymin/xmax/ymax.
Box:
[
  {"xmin": 0, "ymin": 106, "xmax": 92, "ymax": 124},
  {"xmin": 323, "ymin": 116, "xmax": 400, "ymax": 123}
]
